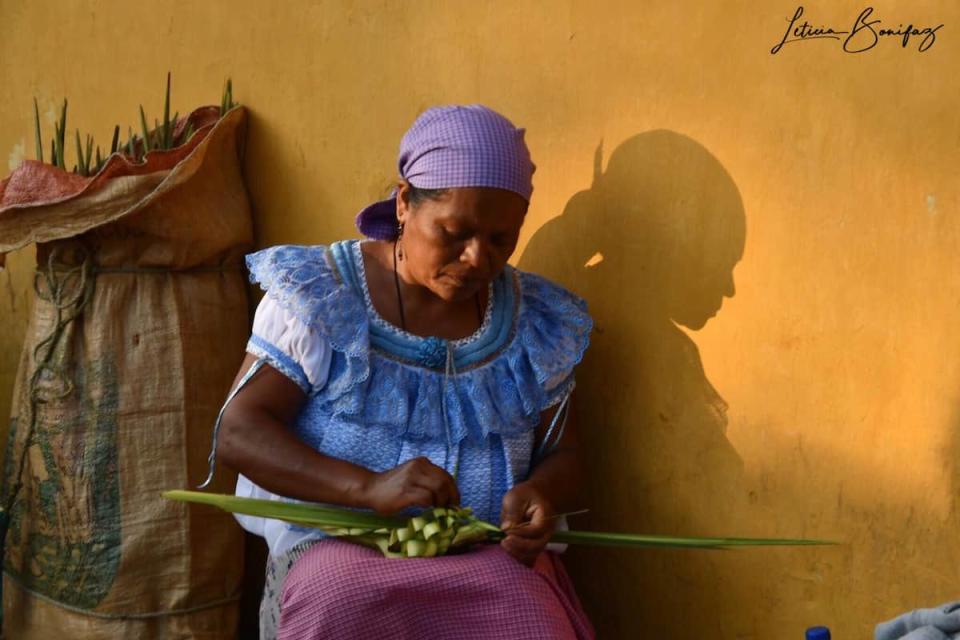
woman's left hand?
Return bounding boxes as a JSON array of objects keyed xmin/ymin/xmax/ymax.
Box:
[{"xmin": 499, "ymin": 481, "xmax": 556, "ymax": 566}]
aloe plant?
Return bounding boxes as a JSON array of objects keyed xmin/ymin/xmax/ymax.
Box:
[
  {"xmin": 220, "ymin": 78, "xmax": 234, "ymax": 115},
  {"xmin": 139, "ymin": 105, "xmax": 152, "ymax": 154},
  {"xmin": 33, "ymin": 98, "xmax": 43, "ymax": 163},
  {"xmin": 162, "ymin": 72, "xmax": 172, "ymax": 149},
  {"xmin": 50, "ymin": 98, "xmax": 67, "ymax": 170},
  {"xmin": 57, "ymin": 99, "xmax": 67, "ymax": 169},
  {"xmin": 74, "ymin": 129, "xmax": 84, "ymax": 176},
  {"xmin": 29, "ymin": 75, "xmax": 236, "ymax": 173}
]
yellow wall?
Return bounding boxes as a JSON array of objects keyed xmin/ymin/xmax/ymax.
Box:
[{"xmin": 2, "ymin": 1, "xmax": 957, "ymax": 637}]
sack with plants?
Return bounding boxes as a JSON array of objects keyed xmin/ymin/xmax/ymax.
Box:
[{"xmin": 0, "ymin": 78, "xmax": 251, "ymax": 640}]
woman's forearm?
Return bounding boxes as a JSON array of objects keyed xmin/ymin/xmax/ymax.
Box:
[
  {"xmin": 218, "ymin": 403, "xmax": 374, "ymax": 508},
  {"xmin": 524, "ymin": 447, "xmax": 583, "ymax": 515},
  {"xmin": 525, "ymin": 394, "xmax": 585, "ymax": 516}
]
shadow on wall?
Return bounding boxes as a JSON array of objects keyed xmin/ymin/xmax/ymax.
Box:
[{"xmin": 519, "ymin": 129, "xmax": 749, "ymax": 636}]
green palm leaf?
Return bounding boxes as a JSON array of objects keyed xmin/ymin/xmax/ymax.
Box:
[{"xmin": 164, "ymin": 491, "xmax": 837, "ymax": 556}]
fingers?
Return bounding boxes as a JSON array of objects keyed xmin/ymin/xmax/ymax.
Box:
[
  {"xmin": 500, "ymin": 533, "xmax": 547, "ymax": 567},
  {"xmin": 499, "ymin": 490, "xmax": 529, "ymax": 531},
  {"xmin": 404, "ymin": 486, "xmax": 436, "ymax": 508},
  {"xmin": 411, "ymin": 477, "xmax": 451, "ymax": 507},
  {"xmin": 503, "ymin": 513, "xmax": 552, "ymax": 540},
  {"xmin": 411, "ymin": 457, "xmax": 460, "ymax": 506},
  {"xmin": 500, "ymin": 506, "xmax": 552, "ymax": 565},
  {"xmin": 501, "ymin": 494, "xmax": 552, "ymax": 534},
  {"xmin": 400, "ymin": 457, "xmax": 460, "ymax": 508},
  {"xmin": 417, "ymin": 472, "xmax": 459, "ymax": 507}
]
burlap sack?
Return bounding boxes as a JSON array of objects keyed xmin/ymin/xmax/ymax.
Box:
[{"xmin": 0, "ymin": 106, "xmax": 252, "ymax": 639}]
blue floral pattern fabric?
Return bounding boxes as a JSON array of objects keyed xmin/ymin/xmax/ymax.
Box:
[{"xmin": 244, "ymin": 240, "xmax": 591, "ymax": 529}]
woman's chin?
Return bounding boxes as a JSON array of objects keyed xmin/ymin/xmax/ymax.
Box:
[{"xmin": 434, "ymin": 281, "xmax": 481, "ymax": 303}]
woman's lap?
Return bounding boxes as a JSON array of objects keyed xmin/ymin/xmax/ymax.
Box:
[{"xmin": 277, "ymin": 539, "xmax": 594, "ymax": 640}]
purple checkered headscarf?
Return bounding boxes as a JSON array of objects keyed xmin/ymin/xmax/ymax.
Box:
[{"xmin": 355, "ymin": 105, "xmax": 536, "ymax": 240}]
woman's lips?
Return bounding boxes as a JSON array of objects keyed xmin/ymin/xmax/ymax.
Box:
[{"xmin": 446, "ymin": 274, "xmax": 480, "ymax": 288}]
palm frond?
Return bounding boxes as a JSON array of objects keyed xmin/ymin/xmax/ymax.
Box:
[{"xmin": 163, "ymin": 491, "xmax": 838, "ymax": 557}]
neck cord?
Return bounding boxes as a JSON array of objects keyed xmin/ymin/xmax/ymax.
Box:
[
  {"xmin": 392, "ymin": 241, "xmax": 407, "ymax": 331},
  {"xmin": 393, "ymin": 240, "xmax": 477, "ymax": 481},
  {"xmin": 392, "ymin": 241, "xmax": 483, "ymax": 333}
]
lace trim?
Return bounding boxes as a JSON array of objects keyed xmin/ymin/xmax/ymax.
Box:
[
  {"xmin": 366, "ymin": 272, "xmax": 520, "ymax": 373},
  {"xmin": 247, "ymin": 335, "xmax": 311, "ymax": 393},
  {"xmin": 245, "ymin": 243, "xmax": 593, "ymax": 444},
  {"xmin": 245, "ymin": 245, "xmax": 370, "ymax": 411}
]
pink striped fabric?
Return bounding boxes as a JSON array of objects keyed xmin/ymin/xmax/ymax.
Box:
[{"xmin": 277, "ymin": 539, "xmax": 595, "ymax": 639}]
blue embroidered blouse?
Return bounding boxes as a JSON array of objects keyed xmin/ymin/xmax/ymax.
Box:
[{"xmin": 235, "ymin": 240, "xmax": 591, "ymax": 556}]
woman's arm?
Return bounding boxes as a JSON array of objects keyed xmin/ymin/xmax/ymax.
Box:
[
  {"xmin": 499, "ymin": 392, "xmax": 584, "ymax": 565},
  {"xmin": 527, "ymin": 393, "xmax": 583, "ymax": 513},
  {"xmin": 218, "ymin": 354, "xmax": 460, "ymax": 514}
]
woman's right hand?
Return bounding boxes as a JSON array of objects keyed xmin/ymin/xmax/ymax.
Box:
[{"xmin": 360, "ymin": 457, "xmax": 461, "ymax": 515}]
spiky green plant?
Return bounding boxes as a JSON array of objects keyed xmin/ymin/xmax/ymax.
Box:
[
  {"xmin": 163, "ymin": 72, "xmax": 172, "ymax": 148},
  {"xmin": 163, "ymin": 491, "xmax": 837, "ymax": 559},
  {"xmin": 51, "ymin": 99, "xmax": 67, "ymax": 170},
  {"xmin": 220, "ymin": 78, "xmax": 234, "ymax": 115},
  {"xmin": 74, "ymin": 129, "xmax": 84, "ymax": 176},
  {"xmin": 139, "ymin": 105, "xmax": 152, "ymax": 154},
  {"xmin": 33, "ymin": 98, "xmax": 43, "ymax": 163},
  {"xmin": 29, "ymin": 75, "xmax": 235, "ymax": 173}
]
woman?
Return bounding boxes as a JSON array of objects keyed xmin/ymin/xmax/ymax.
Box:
[{"xmin": 218, "ymin": 105, "xmax": 594, "ymax": 639}]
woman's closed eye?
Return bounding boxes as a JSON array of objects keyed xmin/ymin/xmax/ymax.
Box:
[{"xmin": 439, "ymin": 225, "xmax": 472, "ymax": 243}]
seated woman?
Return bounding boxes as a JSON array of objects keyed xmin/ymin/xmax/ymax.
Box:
[{"xmin": 217, "ymin": 105, "xmax": 595, "ymax": 639}]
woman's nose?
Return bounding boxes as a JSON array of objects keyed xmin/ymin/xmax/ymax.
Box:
[{"xmin": 460, "ymin": 238, "xmax": 485, "ymax": 269}]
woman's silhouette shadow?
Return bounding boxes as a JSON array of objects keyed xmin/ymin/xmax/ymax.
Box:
[{"xmin": 520, "ymin": 130, "xmax": 749, "ymax": 637}]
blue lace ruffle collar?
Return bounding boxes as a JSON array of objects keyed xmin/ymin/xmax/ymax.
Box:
[{"xmin": 246, "ymin": 242, "xmax": 592, "ymax": 444}]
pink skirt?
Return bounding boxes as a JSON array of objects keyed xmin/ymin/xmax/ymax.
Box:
[{"xmin": 277, "ymin": 538, "xmax": 595, "ymax": 639}]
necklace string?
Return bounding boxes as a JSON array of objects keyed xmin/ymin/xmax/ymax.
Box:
[
  {"xmin": 392, "ymin": 240, "xmax": 408, "ymax": 331},
  {"xmin": 393, "ymin": 241, "xmax": 483, "ymax": 334}
]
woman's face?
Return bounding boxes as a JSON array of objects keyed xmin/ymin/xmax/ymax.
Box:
[{"xmin": 396, "ymin": 183, "xmax": 527, "ymax": 302}]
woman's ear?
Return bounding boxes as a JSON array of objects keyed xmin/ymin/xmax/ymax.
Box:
[{"xmin": 396, "ymin": 179, "xmax": 412, "ymax": 225}]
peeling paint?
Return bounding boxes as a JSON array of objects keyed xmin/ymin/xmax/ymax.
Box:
[
  {"xmin": 584, "ymin": 251, "xmax": 604, "ymax": 268},
  {"xmin": 926, "ymin": 193, "xmax": 937, "ymax": 215}
]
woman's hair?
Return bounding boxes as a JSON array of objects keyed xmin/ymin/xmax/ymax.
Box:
[{"xmin": 407, "ymin": 184, "xmax": 449, "ymax": 208}]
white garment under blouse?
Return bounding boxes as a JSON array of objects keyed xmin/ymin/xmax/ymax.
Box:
[{"xmin": 234, "ymin": 293, "xmax": 333, "ymax": 556}]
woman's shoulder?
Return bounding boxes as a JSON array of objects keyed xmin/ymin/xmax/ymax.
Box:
[
  {"xmin": 246, "ymin": 241, "xmax": 367, "ymax": 355},
  {"xmin": 245, "ymin": 240, "xmax": 366, "ymax": 297},
  {"xmin": 509, "ymin": 266, "xmax": 591, "ymax": 336},
  {"xmin": 505, "ymin": 265, "xmax": 592, "ymax": 388},
  {"xmin": 246, "ymin": 241, "xmax": 353, "ymax": 284},
  {"xmin": 511, "ymin": 266, "xmax": 588, "ymax": 311}
]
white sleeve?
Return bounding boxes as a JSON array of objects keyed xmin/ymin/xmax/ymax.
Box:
[
  {"xmin": 245, "ymin": 293, "xmax": 332, "ymax": 393},
  {"xmin": 234, "ymin": 294, "xmax": 332, "ymax": 552}
]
